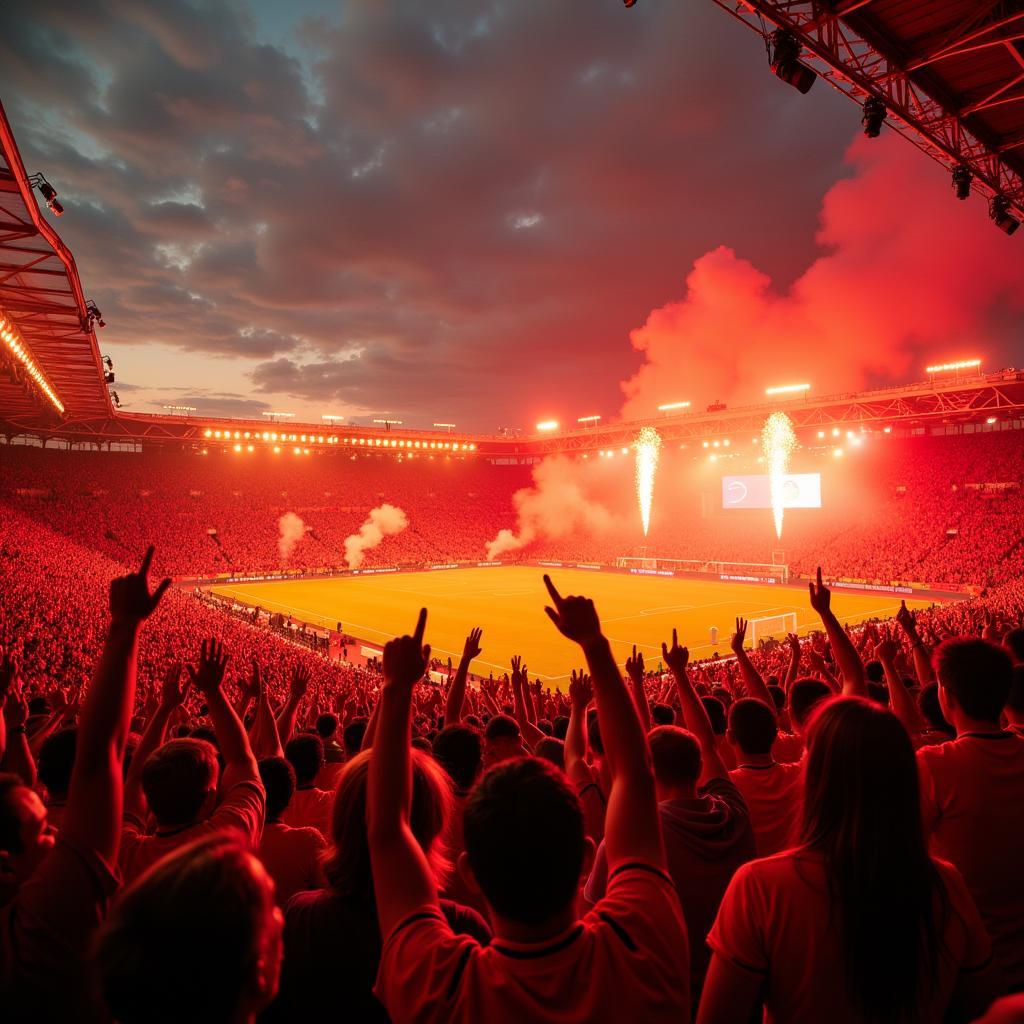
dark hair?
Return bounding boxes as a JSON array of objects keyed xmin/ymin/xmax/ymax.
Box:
[
  {"xmin": 0, "ymin": 774, "xmax": 28, "ymax": 853},
  {"xmin": 38, "ymin": 727, "xmax": 77, "ymax": 799},
  {"xmin": 800, "ymin": 698, "xmax": 945, "ymax": 1022},
  {"xmin": 789, "ymin": 678, "xmax": 832, "ymax": 729},
  {"xmin": 535, "ymin": 736, "xmax": 565, "ymax": 770},
  {"xmin": 586, "ymin": 709, "xmax": 604, "ymax": 755},
  {"xmin": 651, "ymin": 702, "xmax": 675, "ymax": 726},
  {"xmin": 766, "ymin": 685, "xmax": 786, "ymax": 711},
  {"xmin": 315, "ymin": 713, "xmax": 338, "ymax": 739},
  {"xmin": 917, "ymin": 683, "xmax": 952, "ymax": 734},
  {"xmin": 323, "ymin": 750, "xmax": 451, "ymax": 899},
  {"xmin": 1008, "ymin": 665, "xmax": 1024, "ymax": 715},
  {"xmin": 728, "ymin": 698, "xmax": 777, "ymax": 756},
  {"xmin": 432, "ymin": 725, "xmax": 482, "ymax": 792},
  {"xmin": 1003, "ymin": 627, "xmax": 1024, "ymax": 663},
  {"xmin": 648, "ymin": 726, "xmax": 702, "ymax": 788},
  {"xmin": 536, "ymin": 719, "xmax": 553, "ymax": 737},
  {"xmin": 285, "ymin": 734, "xmax": 324, "ymax": 786},
  {"xmin": 933, "ymin": 637, "xmax": 1014, "ymax": 724},
  {"xmin": 866, "ymin": 682, "xmax": 890, "ymax": 707},
  {"xmin": 552, "ymin": 715, "xmax": 570, "ymax": 740},
  {"xmin": 700, "ymin": 696, "xmax": 727, "ymax": 735},
  {"xmin": 142, "ymin": 740, "xmax": 218, "ymax": 826},
  {"xmin": 865, "ymin": 660, "xmax": 885, "ymax": 683},
  {"xmin": 258, "ymin": 757, "xmax": 296, "ymax": 821},
  {"xmin": 484, "ymin": 714, "xmax": 520, "ymax": 742},
  {"xmin": 464, "ymin": 758, "xmax": 583, "ymax": 925},
  {"xmin": 342, "ymin": 718, "xmax": 367, "ymax": 757},
  {"xmin": 96, "ymin": 833, "xmax": 277, "ymax": 1024}
]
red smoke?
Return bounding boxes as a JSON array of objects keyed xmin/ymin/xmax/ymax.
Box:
[{"xmin": 621, "ymin": 134, "xmax": 1024, "ymax": 417}]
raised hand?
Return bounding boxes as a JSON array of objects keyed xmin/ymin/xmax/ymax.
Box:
[
  {"xmin": 109, "ymin": 546, "xmax": 172, "ymax": 625},
  {"xmin": 808, "ymin": 566, "xmax": 831, "ymax": 616},
  {"xmin": 3, "ymin": 679, "xmax": 29, "ymax": 728},
  {"xmin": 731, "ymin": 617, "xmax": 747, "ymax": 654},
  {"xmin": 0, "ymin": 645, "xmax": 20, "ymax": 701},
  {"xmin": 661, "ymin": 628, "xmax": 689, "ymax": 675},
  {"xmin": 510, "ymin": 654, "xmax": 528, "ymax": 688},
  {"xmin": 625, "ymin": 645, "xmax": 645, "ymax": 684},
  {"xmin": 382, "ymin": 608, "xmax": 430, "ymax": 691},
  {"xmin": 290, "ymin": 665, "xmax": 311, "ymax": 700},
  {"xmin": 187, "ymin": 638, "xmax": 231, "ymax": 697},
  {"xmin": 160, "ymin": 661, "xmax": 188, "ymax": 709},
  {"xmin": 876, "ymin": 637, "xmax": 900, "ymax": 664},
  {"xmin": 462, "ymin": 627, "xmax": 483, "ymax": 662},
  {"xmin": 569, "ymin": 669, "xmax": 593, "ymax": 709},
  {"xmin": 543, "ymin": 575, "xmax": 602, "ymax": 646},
  {"xmin": 896, "ymin": 600, "xmax": 920, "ymax": 641},
  {"xmin": 787, "ymin": 632, "xmax": 801, "ymax": 659}
]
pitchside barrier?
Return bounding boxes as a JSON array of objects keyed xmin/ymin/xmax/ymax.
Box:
[{"xmin": 179, "ymin": 557, "xmax": 967, "ymax": 602}]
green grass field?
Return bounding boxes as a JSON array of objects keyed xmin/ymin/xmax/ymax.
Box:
[{"xmin": 210, "ymin": 567, "xmax": 940, "ymax": 686}]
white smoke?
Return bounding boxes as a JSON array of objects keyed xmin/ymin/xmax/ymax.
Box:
[
  {"xmin": 278, "ymin": 512, "xmax": 307, "ymax": 562},
  {"xmin": 344, "ymin": 503, "xmax": 409, "ymax": 569},
  {"xmin": 485, "ymin": 456, "xmax": 616, "ymax": 560}
]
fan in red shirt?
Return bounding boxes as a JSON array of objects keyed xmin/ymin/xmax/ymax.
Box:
[
  {"xmin": 368, "ymin": 580, "xmax": 690, "ymax": 1023},
  {"xmin": 918, "ymin": 636, "xmax": 1024, "ymax": 990}
]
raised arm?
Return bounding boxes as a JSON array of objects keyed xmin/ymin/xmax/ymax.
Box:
[
  {"xmin": 544, "ymin": 575, "xmax": 664, "ymax": 871},
  {"xmin": 124, "ymin": 661, "xmax": 189, "ymax": 821},
  {"xmin": 275, "ymin": 664, "xmax": 309, "ymax": 745},
  {"xmin": 444, "ymin": 627, "xmax": 482, "ymax": 725},
  {"xmin": 783, "ymin": 632, "xmax": 801, "ymax": 692},
  {"xmin": 64, "ymin": 547, "xmax": 170, "ymax": 865},
  {"xmin": 877, "ymin": 635, "xmax": 924, "ymax": 737},
  {"xmin": 625, "ymin": 646, "xmax": 653, "ymax": 733},
  {"xmin": 251, "ymin": 664, "xmax": 284, "ymax": 760},
  {"xmin": 187, "ymin": 639, "xmax": 258, "ymax": 788},
  {"xmin": 510, "ymin": 656, "xmax": 545, "ymax": 748},
  {"xmin": 664, "ymin": 630, "xmax": 729, "ymax": 781},
  {"xmin": 367, "ymin": 608, "xmax": 438, "ymax": 938},
  {"xmin": 809, "ymin": 567, "xmax": 866, "ymax": 697},
  {"xmin": 729, "ymin": 618, "xmax": 774, "ymax": 709},
  {"xmin": 896, "ymin": 601, "xmax": 935, "ymax": 685},
  {"xmin": 564, "ymin": 670, "xmax": 605, "ymax": 844},
  {"xmin": 2, "ymin": 674, "xmax": 35, "ymax": 788}
]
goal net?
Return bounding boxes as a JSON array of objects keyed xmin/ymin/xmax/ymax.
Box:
[{"xmin": 749, "ymin": 612, "xmax": 798, "ymax": 646}]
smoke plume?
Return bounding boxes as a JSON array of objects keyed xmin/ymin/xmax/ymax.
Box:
[
  {"xmin": 620, "ymin": 135, "xmax": 1024, "ymax": 416},
  {"xmin": 344, "ymin": 503, "xmax": 409, "ymax": 569},
  {"xmin": 485, "ymin": 456, "xmax": 617, "ymax": 560},
  {"xmin": 278, "ymin": 512, "xmax": 306, "ymax": 562}
]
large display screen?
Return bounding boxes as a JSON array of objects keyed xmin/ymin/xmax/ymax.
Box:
[{"xmin": 721, "ymin": 473, "xmax": 822, "ymax": 510}]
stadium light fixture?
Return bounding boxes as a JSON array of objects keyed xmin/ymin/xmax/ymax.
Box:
[
  {"xmin": 536, "ymin": 420, "xmax": 559, "ymax": 432},
  {"xmin": 433, "ymin": 422, "xmax": 456, "ymax": 431},
  {"xmin": 833, "ymin": 448, "xmax": 843, "ymax": 457},
  {"xmin": 925, "ymin": 359, "xmax": 981, "ymax": 375},
  {"xmin": 989, "ymin": 196, "xmax": 1020, "ymax": 236},
  {"xmin": 322, "ymin": 414, "xmax": 345, "ymax": 423},
  {"xmin": 832, "ymin": 427, "xmax": 841, "ymax": 437},
  {"xmin": 952, "ymin": 166, "xmax": 973, "ymax": 200},
  {"xmin": 577, "ymin": 414, "xmax": 601, "ymax": 424},
  {"xmin": 162, "ymin": 405, "xmax": 197, "ymax": 415},
  {"xmin": 769, "ymin": 30, "xmax": 816, "ymax": 94},
  {"xmin": 373, "ymin": 418, "xmax": 402, "ymax": 426},
  {"xmin": 85, "ymin": 301, "xmax": 105, "ymax": 330},
  {"xmin": 262, "ymin": 411, "xmax": 295, "ymax": 421},
  {"xmin": 657, "ymin": 401, "xmax": 691, "ymax": 413},
  {"xmin": 766, "ymin": 383, "xmax": 810, "ymax": 396},
  {"xmin": 861, "ymin": 97, "xmax": 886, "ymax": 138},
  {"xmin": 986, "ymin": 416, "xmax": 998, "ymax": 425},
  {"xmin": 817, "ymin": 430, "xmax": 825, "ymax": 439},
  {"xmin": 0, "ymin": 310, "xmax": 65, "ymax": 415},
  {"xmin": 28, "ymin": 173, "xmax": 64, "ymax": 216}
]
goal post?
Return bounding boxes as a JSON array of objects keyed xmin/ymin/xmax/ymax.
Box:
[{"xmin": 748, "ymin": 612, "xmax": 799, "ymax": 646}]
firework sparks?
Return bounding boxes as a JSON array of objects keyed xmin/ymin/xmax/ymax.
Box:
[
  {"xmin": 761, "ymin": 411, "xmax": 797, "ymax": 539},
  {"xmin": 634, "ymin": 426, "xmax": 662, "ymax": 536}
]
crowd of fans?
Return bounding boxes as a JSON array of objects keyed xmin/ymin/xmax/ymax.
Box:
[
  {"xmin": 2, "ymin": 427, "xmax": 1023, "ymax": 588},
  {"xmin": 2, "ymin": 496, "xmax": 1024, "ymax": 1019}
]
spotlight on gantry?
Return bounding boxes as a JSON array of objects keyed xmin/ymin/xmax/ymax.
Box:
[
  {"xmin": 769, "ymin": 30, "xmax": 816, "ymax": 94},
  {"xmin": 989, "ymin": 196, "xmax": 1020, "ymax": 236},
  {"xmin": 28, "ymin": 173, "xmax": 64, "ymax": 216},
  {"xmin": 952, "ymin": 166, "xmax": 973, "ymax": 200},
  {"xmin": 861, "ymin": 97, "xmax": 886, "ymax": 138}
]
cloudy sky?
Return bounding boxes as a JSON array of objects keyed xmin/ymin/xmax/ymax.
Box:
[{"xmin": 2, "ymin": 1, "xmax": 1021, "ymax": 430}]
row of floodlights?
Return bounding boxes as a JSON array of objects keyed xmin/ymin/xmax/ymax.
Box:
[
  {"xmin": 0, "ymin": 313, "xmax": 65, "ymax": 415},
  {"xmin": 202, "ymin": 428, "xmax": 476, "ymax": 451}
]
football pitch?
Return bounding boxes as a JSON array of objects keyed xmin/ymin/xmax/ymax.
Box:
[{"xmin": 210, "ymin": 567, "xmax": 938, "ymax": 686}]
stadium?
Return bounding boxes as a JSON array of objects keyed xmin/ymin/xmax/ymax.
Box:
[{"xmin": 2, "ymin": 3, "xmax": 1024, "ymax": 1023}]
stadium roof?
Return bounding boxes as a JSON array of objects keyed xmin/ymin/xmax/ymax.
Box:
[
  {"xmin": 713, "ymin": 1, "xmax": 1024, "ymax": 220},
  {"xmin": 0, "ymin": 99, "xmax": 111, "ymax": 424}
]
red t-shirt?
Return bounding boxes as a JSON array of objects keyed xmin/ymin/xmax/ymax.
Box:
[
  {"xmin": 280, "ymin": 786, "xmax": 333, "ymax": 837},
  {"xmin": 707, "ymin": 850, "xmax": 991, "ymax": 1024},
  {"xmin": 918, "ymin": 730, "xmax": 1024, "ymax": 988},
  {"xmin": 259, "ymin": 822, "xmax": 325, "ymax": 907},
  {"xmin": 120, "ymin": 778, "xmax": 265, "ymax": 885},
  {"xmin": 728, "ymin": 762, "xmax": 802, "ymax": 856},
  {"xmin": 375, "ymin": 863, "xmax": 690, "ymax": 1023},
  {"xmin": 1, "ymin": 834, "xmax": 119, "ymax": 1021}
]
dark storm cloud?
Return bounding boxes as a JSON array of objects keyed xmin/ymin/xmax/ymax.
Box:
[{"xmin": 2, "ymin": 0, "xmax": 874, "ymax": 426}]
